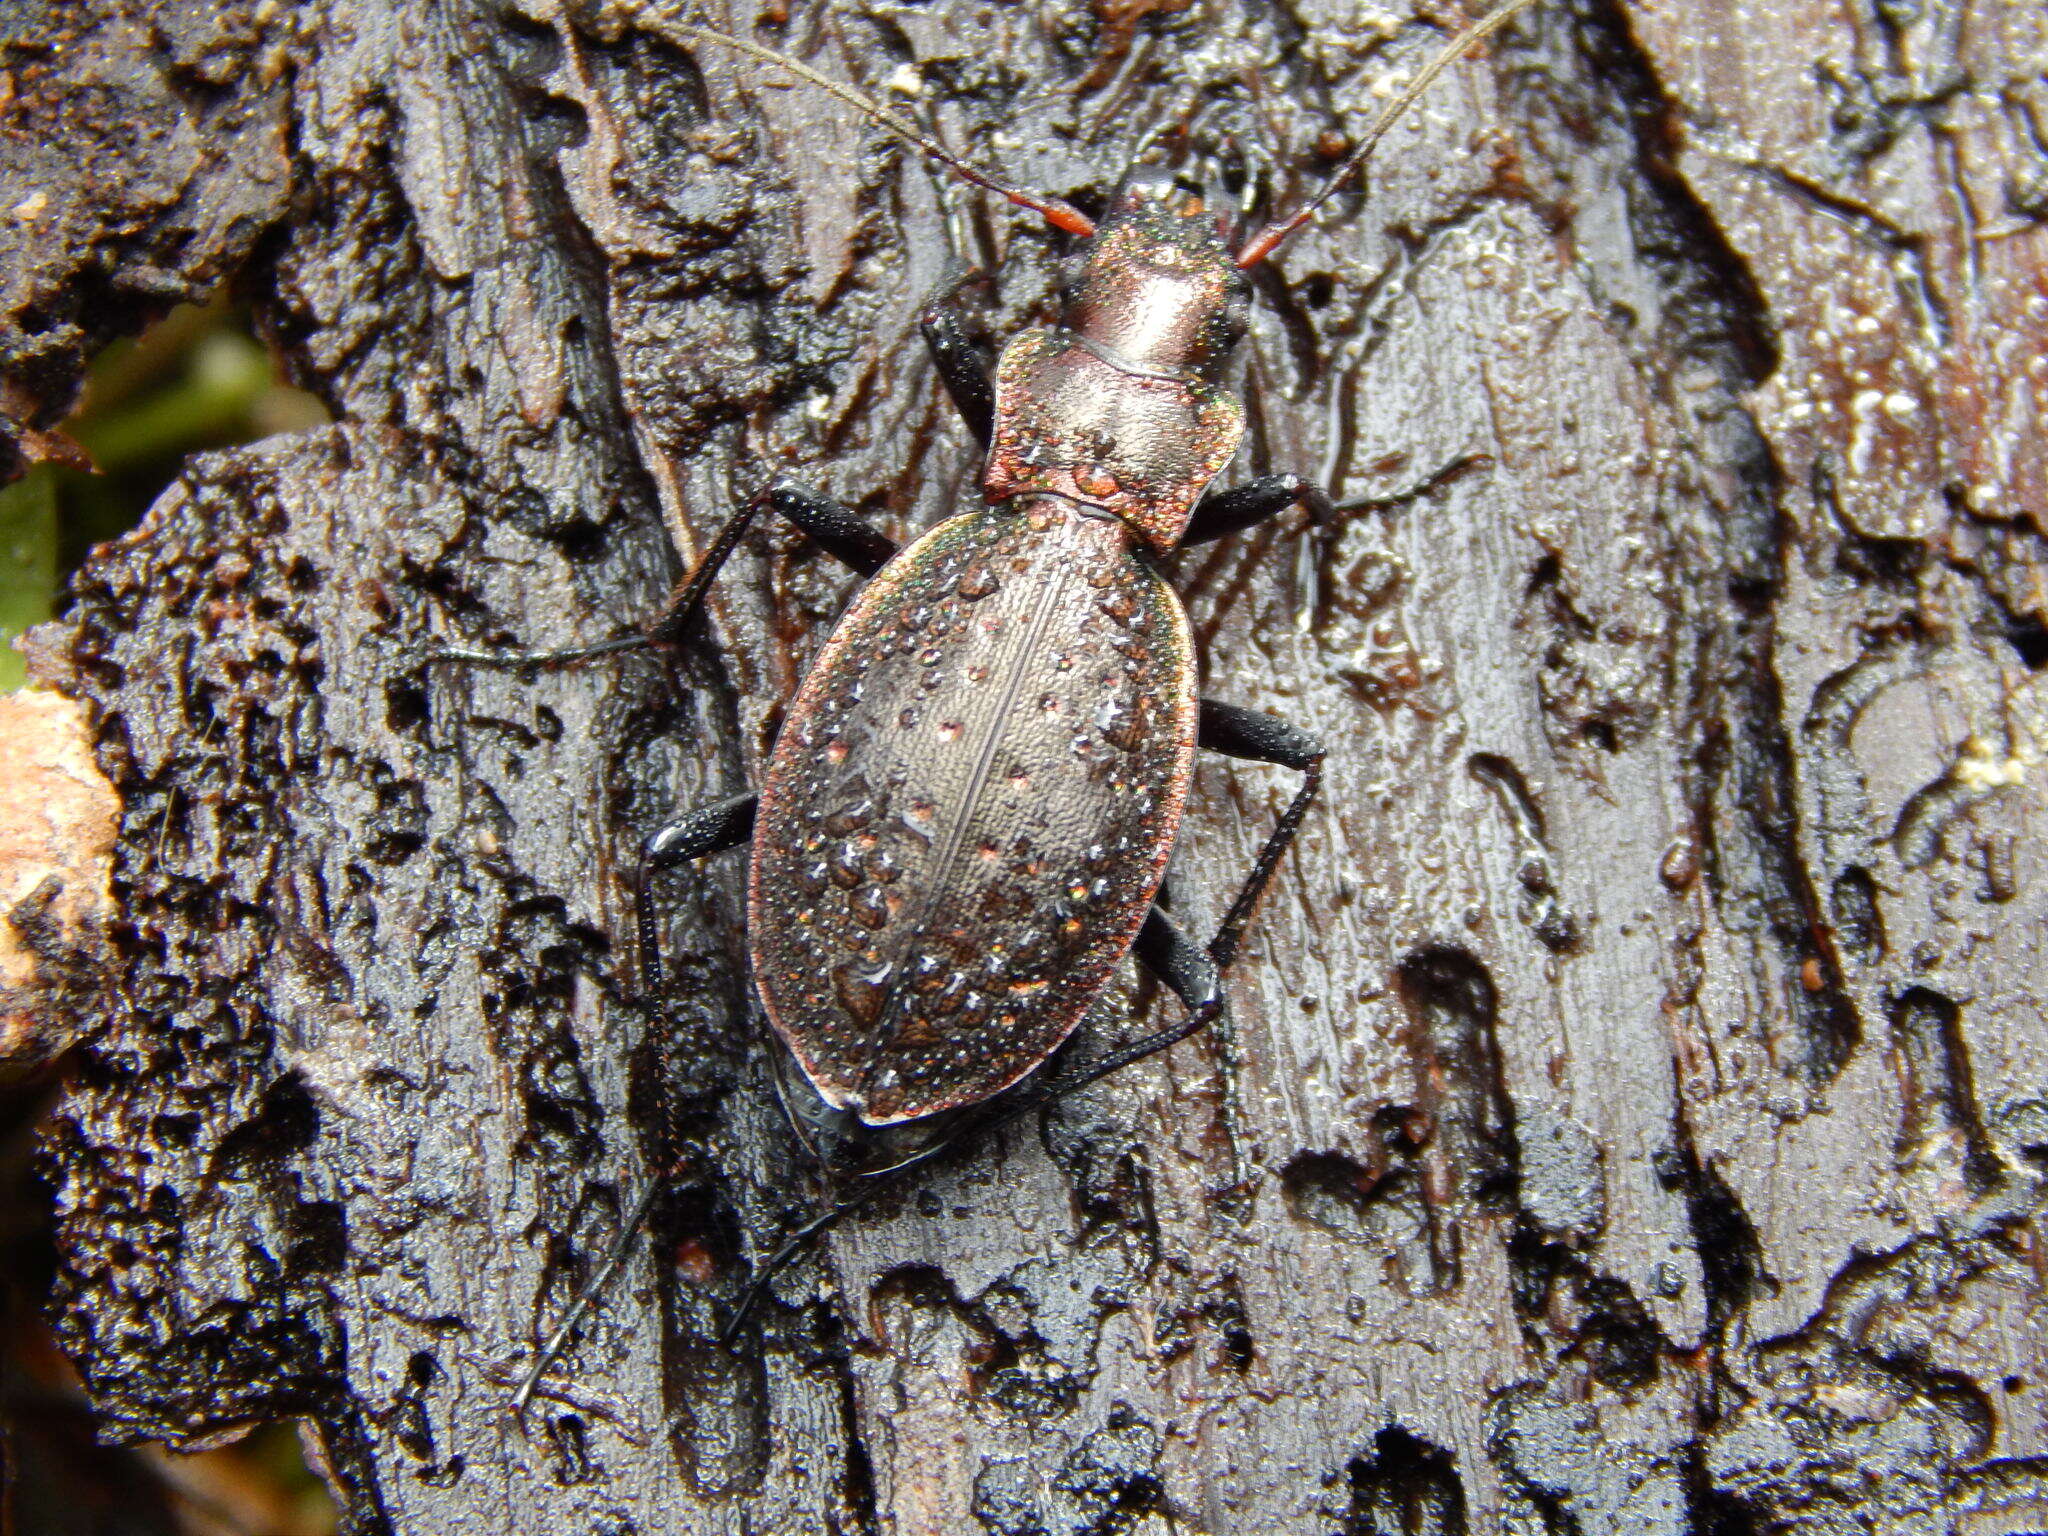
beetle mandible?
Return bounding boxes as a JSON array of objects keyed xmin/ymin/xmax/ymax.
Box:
[{"xmin": 453, "ymin": 0, "xmax": 1543, "ymax": 1393}]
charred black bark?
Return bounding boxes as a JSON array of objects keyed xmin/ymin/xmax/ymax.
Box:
[{"xmin": 5, "ymin": 1, "xmax": 2044, "ymax": 1531}]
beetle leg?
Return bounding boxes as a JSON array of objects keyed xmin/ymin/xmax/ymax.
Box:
[
  {"xmin": 721, "ymin": 712, "xmax": 1326, "ymax": 1337},
  {"xmin": 1178, "ymin": 472, "xmax": 1331, "ymax": 546},
  {"xmin": 512, "ymin": 793, "xmax": 761, "ymax": 1413},
  {"xmin": 1195, "ymin": 699, "xmax": 1325, "ymax": 970},
  {"xmin": 990, "ymin": 703, "xmax": 1322, "ymax": 1119},
  {"xmin": 639, "ymin": 479, "xmax": 896, "ymax": 645},
  {"xmin": 985, "ymin": 696, "xmax": 1322, "ymax": 1115},
  {"xmin": 435, "ymin": 483, "xmax": 897, "ymax": 666},
  {"xmin": 1132, "ymin": 902, "xmax": 1221, "ymax": 1010},
  {"xmin": 719, "ymin": 701, "xmax": 1324, "ymax": 1342},
  {"xmin": 644, "ymin": 791, "xmax": 758, "ymax": 863},
  {"xmin": 636, "ymin": 791, "xmax": 756, "ymax": 993},
  {"xmin": 920, "ymin": 267, "xmax": 996, "ymax": 447},
  {"xmin": 759, "ymin": 480, "xmax": 899, "ymax": 575},
  {"xmin": 723, "ymin": 914, "xmax": 1244, "ymax": 1340}
]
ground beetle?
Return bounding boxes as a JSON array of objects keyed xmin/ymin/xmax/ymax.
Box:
[{"xmin": 447, "ymin": 0, "xmax": 1543, "ymax": 1403}]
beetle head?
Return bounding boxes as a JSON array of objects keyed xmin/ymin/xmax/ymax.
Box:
[{"xmin": 1059, "ymin": 168, "xmax": 1253, "ymax": 382}]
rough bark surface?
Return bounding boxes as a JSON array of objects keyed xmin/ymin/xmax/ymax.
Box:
[{"xmin": 5, "ymin": 0, "xmax": 2045, "ymax": 1531}]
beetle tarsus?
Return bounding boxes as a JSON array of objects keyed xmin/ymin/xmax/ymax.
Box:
[{"xmin": 510, "ymin": 1175, "xmax": 669, "ymax": 1421}]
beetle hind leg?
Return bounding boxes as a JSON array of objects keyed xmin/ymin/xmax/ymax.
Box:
[
  {"xmin": 510, "ymin": 791, "xmax": 757, "ymax": 1415},
  {"xmin": 1133, "ymin": 902, "xmax": 1220, "ymax": 1010},
  {"xmin": 719, "ymin": 706, "xmax": 1325, "ymax": 1342}
]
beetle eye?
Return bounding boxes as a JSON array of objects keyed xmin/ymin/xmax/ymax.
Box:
[
  {"xmin": 1217, "ymin": 288, "xmax": 1251, "ymax": 350},
  {"xmin": 1058, "ymin": 252, "xmax": 1090, "ymax": 303}
]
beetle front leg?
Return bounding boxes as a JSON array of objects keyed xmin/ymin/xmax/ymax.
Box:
[
  {"xmin": 920, "ymin": 267, "xmax": 996, "ymax": 447},
  {"xmin": 1179, "ymin": 472, "xmax": 1332, "ymax": 546}
]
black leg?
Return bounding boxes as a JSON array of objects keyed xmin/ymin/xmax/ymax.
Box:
[
  {"xmin": 920, "ymin": 268, "xmax": 996, "ymax": 447},
  {"xmin": 985, "ymin": 701, "xmax": 1323, "ymax": 1097},
  {"xmin": 437, "ymin": 481, "xmax": 897, "ymax": 666},
  {"xmin": 1198, "ymin": 697, "xmax": 1322, "ymax": 766},
  {"xmin": 645, "ymin": 791, "xmax": 758, "ymax": 864},
  {"xmin": 513, "ymin": 791, "xmax": 756, "ymax": 1415},
  {"xmin": 638, "ymin": 791, "xmax": 757, "ymax": 991},
  {"xmin": 718, "ymin": 702, "xmax": 1325, "ymax": 1340},
  {"xmin": 760, "ymin": 480, "xmax": 898, "ymax": 578},
  {"xmin": 1133, "ymin": 902, "xmax": 1220, "ymax": 1010},
  {"xmin": 1195, "ymin": 699, "xmax": 1324, "ymax": 969},
  {"xmin": 636, "ymin": 479, "xmax": 895, "ymax": 646},
  {"xmin": 1180, "ymin": 473, "xmax": 1331, "ymax": 546},
  {"xmin": 514, "ymin": 1176, "xmax": 670, "ymax": 1417}
]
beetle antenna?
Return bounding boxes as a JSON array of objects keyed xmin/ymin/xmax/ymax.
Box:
[
  {"xmin": 681, "ymin": 26, "xmax": 1098, "ymax": 238},
  {"xmin": 1235, "ymin": 0, "xmax": 1542, "ymax": 266}
]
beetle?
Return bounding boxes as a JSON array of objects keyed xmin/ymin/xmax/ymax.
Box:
[{"xmin": 446, "ymin": 0, "xmax": 1542, "ymax": 1398}]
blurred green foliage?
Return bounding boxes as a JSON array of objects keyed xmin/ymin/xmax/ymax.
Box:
[
  {"xmin": 0, "ymin": 298, "xmax": 329, "ymax": 688},
  {"xmin": 0, "ymin": 469, "xmax": 55, "ymax": 689}
]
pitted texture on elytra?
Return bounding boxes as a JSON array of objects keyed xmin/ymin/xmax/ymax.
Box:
[
  {"xmin": 984, "ymin": 330, "xmax": 1243, "ymax": 553},
  {"xmin": 749, "ymin": 499, "xmax": 1198, "ymax": 1124}
]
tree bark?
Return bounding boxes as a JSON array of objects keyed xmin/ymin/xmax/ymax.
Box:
[{"xmin": 5, "ymin": 0, "xmax": 2045, "ymax": 1531}]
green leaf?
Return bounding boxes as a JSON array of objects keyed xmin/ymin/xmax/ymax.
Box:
[{"xmin": 0, "ymin": 467, "xmax": 59, "ymax": 692}]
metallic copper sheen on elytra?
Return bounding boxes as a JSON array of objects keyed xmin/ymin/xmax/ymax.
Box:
[
  {"xmin": 750, "ymin": 169, "xmax": 1248, "ymax": 1125},
  {"xmin": 749, "ymin": 501, "xmax": 1197, "ymax": 1124}
]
